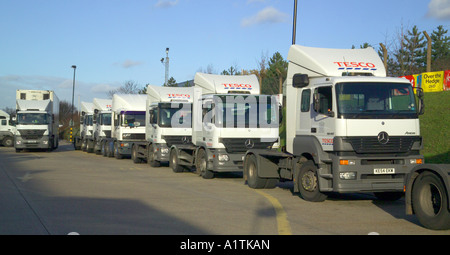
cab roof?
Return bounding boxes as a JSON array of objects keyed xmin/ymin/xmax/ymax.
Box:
[
  {"xmin": 194, "ymin": 73, "xmax": 260, "ymax": 95},
  {"xmin": 288, "ymin": 45, "xmax": 387, "ymax": 78}
]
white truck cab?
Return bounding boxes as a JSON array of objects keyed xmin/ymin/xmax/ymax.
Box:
[
  {"xmin": 0, "ymin": 110, "xmax": 15, "ymax": 147},
  {"xmin": 14, "ymin": 90, "xmax": 60, "ymax": 152},
  {"xmin": 80, "ymin": 101, "xmax": 94, "ymax": 152},
  {"xmin": 170, "ymin": 73, "xmax": 280, "ymax": 178},
  {"xmin": 132, "ymin": 85, "xmax": 194, "ymax": 166},
  {"xmin": 106, "ymin": 94, "xmax": 147, "ymax": 159},
  {"xmin": 244, "ymin": 45, "xmax": 424, "ymax": 202},
  {"xmin": 92, "ymin": 98, "xmax": 112, "ymax": 155}
]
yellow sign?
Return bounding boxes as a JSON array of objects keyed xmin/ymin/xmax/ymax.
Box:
[{"xmin": 422, "ymin": 71, "xmax": 444, "ymax": 92}]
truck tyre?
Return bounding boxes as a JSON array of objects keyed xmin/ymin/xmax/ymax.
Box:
[
  {"xmin": 196, "ymin": 149, "xmax": 214, "ymax": 179},
  {"xmin": 147, "ymin": 144, "xmax": 160, "ymax": 167},
  {"xmin": 114, "ymin": 142, "xmax": 123, "ymax": 159},
  {"xmin": 412, "ymin": 171, "xmax": 450, "ymax": 230},
  {"xmin": 2, "ymin": 136, "xmax": 13, "ymax": 147},
  {"xmin": 86, "ymin": 140, "xmax": 94, "ymax": 153},
  {"xmin": 81, "ymin": 139, "xmax": 87, "ymax": 151},
  {"xmin": 105, "ymin": 141, "xmax": 114, "ymax": 157},
  {"xmin": 244, "ymin": 154, "xmax": 277, "ymax": 189},
  {"xmin": 170, "ymin": 149, "xmax": 184, "ymax": 173},
  {"xmin": 297, "ymin": 160, "xmax": 327, "ymax": 202},
  {"xmin": 101, "ymin": 141, "xmax": 107, "ymax": 156},
  {"xmin": 131, "ymin": 144, "xmax": 142, "ymax": 163}
]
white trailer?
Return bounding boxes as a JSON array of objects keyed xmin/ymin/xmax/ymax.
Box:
[
  {"xmin": 104, "ymin": 94, "xmax": 147, "ymax": 159},
  {"xmin": 244, "ymin": 45, "xmax": 425, "ymax": 202},
  {"xmin": 170, "ymin": 73, "xmax": 280, "ymax": 178},
  {"xmin": 131, "ymin": 85, "xmax": 194, "ymax": 167},
  {"xmin": 14, "ymin": 90, "xmax": 60, "ymax": 152},
  {"xmin": 0, "ymin": 110, "xmax": 16, "ymax": 147},
  {"xmin": 92, "ymin": 98, "xmax": 112, "ymax": 155}
]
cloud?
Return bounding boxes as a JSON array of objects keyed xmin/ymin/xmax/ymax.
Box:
[
  {"xmin": 241, "ymin": 6, "xmax": 289, "ymax": 27},
  {"xmin": 155, "ymin": 0, "xmax": 179, "ymax": 8},
  {"xmin": 121, "ymin": 60, "xmax": 144, "ymax": 68},
  {"xmin": 427, "ymin": 0, "xmax": 450, "ymax": 20}
]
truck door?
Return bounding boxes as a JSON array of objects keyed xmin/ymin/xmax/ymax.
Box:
[
  {"xmin": 311, "ymin": 86, "xmax": 335, "ymax": 151},
  {"xmin": 298, "ymin": 89, "xmax": 311, "ymax": 135}
]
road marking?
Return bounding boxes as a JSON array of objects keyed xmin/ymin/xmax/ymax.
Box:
[{"xmin": 254, "ymin": 189, "xmax": 292, "ymax": 235}]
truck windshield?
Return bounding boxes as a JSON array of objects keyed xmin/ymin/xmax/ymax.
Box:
[
  {"xmin": 100, "ymin": 113, "xmax": 111, "ymax": 126},
  {"xmin": 17, "ymin": 113, "xmax": 49, "ymax": 125},
  {"xmin": 122, "ymin": 111, "xmax": 145, "ymax": 127},
  {"xmin": 84, "ymin": 115, "xmax": 93, "ymax": 126},
  {"xmin": 159, "ymin": 103, "xmax": 192, "ymax": 128},
  {"xmin": 336, "ymin": 82, "xmax": 418, "ymax": 119},
  {"xmin": 215, "ymin": 95, "xmax": 278, "ymax": 128}
]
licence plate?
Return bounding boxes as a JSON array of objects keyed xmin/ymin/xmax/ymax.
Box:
[
  {"xmin": 27, "ymin": 140, "xmax": 37, "ymax": 144},
  {"xmin": 374, "ymin": 168, "xmax": 395, "ymax": 174}
]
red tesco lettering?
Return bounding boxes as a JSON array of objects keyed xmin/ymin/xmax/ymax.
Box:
[
  {"xmin": 222, "ymin": 83, "xmax": 252, "ymax": 88},
  {"xmin": 334, "ymin": 62, "xmax": 376, "ymax": 68}
]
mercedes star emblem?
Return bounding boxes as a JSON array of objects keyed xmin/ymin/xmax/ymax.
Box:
[
  {"xmin": 245, "ymin": 139, "xmax": 254, "ymax": 149},
  {"xmin": 377, "ymin": 131, "xmax": 389, "ymax": 145}
]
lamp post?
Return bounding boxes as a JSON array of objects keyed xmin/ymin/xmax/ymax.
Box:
[
  {"xmin": 71, "ymin": 65, "xmax": 77, "ymax": 127},
  {"xmin": 292, "ymin": 0, "xmax": 298, "ymax": 45},
  {"xmin": 69, "ymin": 65, "xmax": 76, "ymax": 143},
  {"xmin": 161, "ymin": 48, "xmax": 169, "ymax": 86}
]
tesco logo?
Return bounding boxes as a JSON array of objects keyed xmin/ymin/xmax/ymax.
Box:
[
  {"xmin": 168, "ymin": 94, "xmax": 191, "ymax": 98},
  {"xmin": 222, "ymin": 83, "xmax": 252, "ymax": 88},
  {"xmin": 334, "ymin": 62, "xmax": 376, "ymax": 68}
]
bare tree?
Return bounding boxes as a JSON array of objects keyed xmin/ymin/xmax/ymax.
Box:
[{"xmin": 107, "ymin": 80, "xmax": 144, "ymax": 98}]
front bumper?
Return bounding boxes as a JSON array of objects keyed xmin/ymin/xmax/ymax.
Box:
[
  {"xmin": 331, "ymin": 154, "xmax": 424, "ymax": 193},
  {"xmin": 15, "ymin": 135, "xmax": 51, "ymax": 149}
]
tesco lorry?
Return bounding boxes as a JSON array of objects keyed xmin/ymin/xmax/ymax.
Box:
[
  {"xmin": 131, "ymin": 85, "xmax": 194, "ymax": 167},
  {"xmin": 14, "ymin": 90, "xmax": 60, "ymax": 152},
  {"xmin": 169, "ymin": 73, "xmax": 280, "ymax": 178},
  {"xmin": 92, "ymin": 98, "xmax": 112, "ymax": 155},
  {"xmin": 243, "ymin": 45, "xmax": 425, "ymax": 202},
  {"xmin": 0, "ymin": 110, "xmax": 15, "ymax": 147},
  {"xmin": 104, "ymin": 94, "xmax": 147, "ymax": 159}
]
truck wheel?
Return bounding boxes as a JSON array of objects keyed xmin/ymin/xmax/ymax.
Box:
[
  {"xmin": 412, "ymin": 171, "xmax": 450, "ymax": 230},
  {"xmin": 2, "ymin": 137, "xmax": 13, "ymax": 147},
  {"xmin": 106, "ymin": 141, "xmax": 114, "ymax": 157},
  {"xmin": 114, "ymin": 142, "xmax": 123, "ymax": 159},
  {"xmin": 101, "ymin": 141, "xmax": 107, "ymax": 156},
  {"xmin": 196, "ymin": 149, "xmax": 214, "ymax": 179},
  {"xmin": 297, "ymin": 160, "xmax": 327, "ymax": 202},
  {"xmin": 147, "ymin": 144, "xmax": 160, "ymax": 167},
  {"xmin": 245, "ymin": 154, "xmax": 268, "ymax": 189},
  {"xmin": 131, "ymin": 144, "xmax": 142, "ymax": 163},
  {"xmin": 170, "ymin": 149, "xmax": 184, "ymax": 173},
  {"xmin": 86, "ymin": 140, "xmax": 93, "ymax": 153}
]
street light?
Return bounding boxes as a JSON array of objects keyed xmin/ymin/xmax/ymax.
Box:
[
  {"xmin": 161, "ymin": 48, "xmax": 169, "ymax": 86},
  {"xmin": 71, "ymin": 65, "xmax": 77, "ymax": 128}
]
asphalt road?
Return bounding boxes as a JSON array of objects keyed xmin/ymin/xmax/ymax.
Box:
[{"xmin": 0, "ymin": 141, "xmax": 448, "ymax": 235}]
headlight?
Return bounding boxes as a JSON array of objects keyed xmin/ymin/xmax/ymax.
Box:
[
  {"xmin": 16, "ymin": 140, "xmax": 21, "ymax": 145},
  {"xmin": 43, "ymin": 140, "xmax": 48, "ymax": 145},
  {"xmin": 218, "ymin": 154, "xmax": 229, "ymax": 162},
  {"xmin": 339, "ymin": 172, "xmax": 356, "ymax": 180},
  {"xmin": 160, "ymin": 148, "xmax": 169, "ymax": 154}
]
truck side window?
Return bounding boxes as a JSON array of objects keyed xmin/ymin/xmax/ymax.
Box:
[
  {"xmin": 316, "ymin": 87, "xmax": 333, "ymax": 114},
  {"xmin": 301, "ymin": 89, "xmax": 311, "ymax": 112}
]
